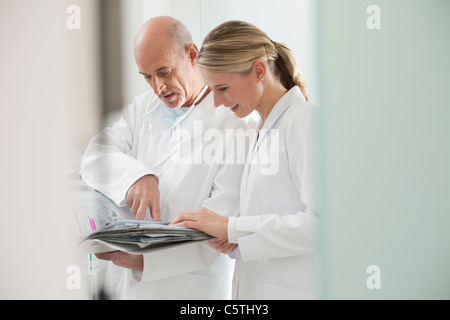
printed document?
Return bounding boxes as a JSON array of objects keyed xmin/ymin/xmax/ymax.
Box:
[{"xmin": 72, "ymin": 190, "xmax": 212, "ymax": 253}]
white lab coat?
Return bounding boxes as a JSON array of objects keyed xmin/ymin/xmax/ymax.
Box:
[
  {"xmin": 80, "ymin": 89, "xmax": 254, "ymax": 299},
  {"xmin": 227, "ymin": 86, "xmax": 318, "ymax": 300}
]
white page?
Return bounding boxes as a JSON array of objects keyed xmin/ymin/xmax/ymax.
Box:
[{"xmin": 71, "ymin": 190, "xmax": 150, "ymax": 236}]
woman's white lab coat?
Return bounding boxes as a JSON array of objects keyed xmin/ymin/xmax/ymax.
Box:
[
  {"xmin": 227, "ymin": 86, "xmax": 318, "ymax": 300},
  {"xmin": 80, "ymin": 90, "xmax": 252, "ymax": 299}
]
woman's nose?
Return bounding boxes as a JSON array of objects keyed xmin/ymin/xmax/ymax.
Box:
[{"xmin": 213, "ymin": 92, "xmax": 224, "ymax": 108}]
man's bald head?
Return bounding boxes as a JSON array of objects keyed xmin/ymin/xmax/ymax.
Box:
[
  {"xmin": 133, "ymin": 16, "xmax": 204, "ymax": 109},
  {"xmin": 134, "ymin": 16, "xmax": 193, "ymax": 60}
]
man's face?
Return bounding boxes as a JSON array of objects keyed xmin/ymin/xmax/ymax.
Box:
[{"xmin": 136, "ymin": 42, "xmax": 197, "ymax": 108}]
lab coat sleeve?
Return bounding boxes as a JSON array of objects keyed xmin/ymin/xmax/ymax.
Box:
[
  {"xmin": 231, "ymin": 211, "xmax": 316, "ymax": 261},
  {"xmin": 202, "ymin": 112, "xmax": 258, "ymax": 217},
  {"xmin": 201, "ymin": 130, "xmax": 247, "ymax": 217},
  {"xmin": 133, "ymin": 241, "xmax": 221, "ymax": 282},
  {"xmin": 79, "ymin": 98, "xmax": 155, "ymax": 206},
  {"xmin": 134, "ymin": 239, "xmax": 223, "ymax": 283},
  {"xmin": 229, "ymin": 108, "xmax": 317, "ymax": 262},
  {"xmin": 201, "ymin": 161, "xmax": 243, "ymax": 217}
]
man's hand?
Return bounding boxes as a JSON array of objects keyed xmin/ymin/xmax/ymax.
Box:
[
  {"xmin": 95, "ymin": 251, "xmax": 143, "ymax": 272},
  {"xmin": 126, "ymin": 174, "xmax": 161, "ymax": 221}
]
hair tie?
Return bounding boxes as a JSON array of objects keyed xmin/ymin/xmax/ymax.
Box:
[
  {"xmin": 270, "ymin": 40, "xmax": 279, "ymax": 60},
  {"xmin": 271, "ymin": 39, "xmax": 278, "ymax": 49}
]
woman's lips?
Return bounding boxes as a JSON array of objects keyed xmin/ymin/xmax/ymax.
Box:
[{"xmin": 230, "ymin": 104, "xmax": 239, "ymax": 112}]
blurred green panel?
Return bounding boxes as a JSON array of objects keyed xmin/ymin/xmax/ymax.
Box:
[{"xmin": 316, "ymin": 0, "xmax": 450, "ymax": 299}]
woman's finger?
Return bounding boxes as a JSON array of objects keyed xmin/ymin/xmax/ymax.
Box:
[
  {"xmin": 170, "ymin": 211, "xmax": 195, "ymax": 225},
  {"xmin": 209, "ymin": 238, "xmax": 227, "ymax": 247}
]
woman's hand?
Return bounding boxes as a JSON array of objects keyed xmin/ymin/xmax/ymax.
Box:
[
  {"xmin": 170, "ymin": 207, "xmax": 228, "ymax": 239},
  {"xmin": 209, "ymin": 238, "xmax": 238, "ymax": 254}
]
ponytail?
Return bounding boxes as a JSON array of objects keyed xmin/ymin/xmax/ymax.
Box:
[{"xmin": 271, "ymin": 41, "xmax": 309, "ymax": 101}]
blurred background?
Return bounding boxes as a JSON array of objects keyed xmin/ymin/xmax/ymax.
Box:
[{"xmin": 0, "ymin": 0, "xmax": 448, "ymax": 299}]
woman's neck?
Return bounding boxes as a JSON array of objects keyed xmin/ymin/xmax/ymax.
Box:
[{"xmin": 256, "ymin": 80, "xmax": 288, "ymax": 129}]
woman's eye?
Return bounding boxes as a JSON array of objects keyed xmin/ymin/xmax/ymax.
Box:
[{"xmin": 218, "ymin": 87, "xmax": 228, "ymax": 92}]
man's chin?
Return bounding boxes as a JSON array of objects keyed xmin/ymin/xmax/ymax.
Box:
[{"xmin": 161, "ymin": 97, "xmax": 184, "ymax": 108}]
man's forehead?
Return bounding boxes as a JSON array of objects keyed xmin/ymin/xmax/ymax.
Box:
[{"xmin": 137, "ymin": 48, "xmax": 178, "ymax": 74}]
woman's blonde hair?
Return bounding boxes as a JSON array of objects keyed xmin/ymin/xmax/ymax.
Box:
[{"xmin": 198, "ymin": 20, "xmax": 308, "ymax": 101}]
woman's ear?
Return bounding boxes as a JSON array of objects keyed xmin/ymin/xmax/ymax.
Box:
[
  {"xmin": 186, "ymin": 43, "xmax": 199, "ymax": 65},
  {"xmin": 252, "ymin": 60, "xmax": 267, "ymax": 82}
]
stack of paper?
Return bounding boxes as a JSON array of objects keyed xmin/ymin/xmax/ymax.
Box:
[
  {"xmin": 72, "ymin": 190, "xmax": 212, "ymax": 254},
  {"xmin": 81, "ymin": 220, "xmax": 212, "ymax": 252}
]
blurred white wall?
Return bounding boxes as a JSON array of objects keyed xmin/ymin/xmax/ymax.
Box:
[
  {"xmin": 0, "ymin": 0, "xmax": 101, "ymax": 299},
  {"xmin": 68, "ymin": 0, "xmax": 102, "ymax": 170}
]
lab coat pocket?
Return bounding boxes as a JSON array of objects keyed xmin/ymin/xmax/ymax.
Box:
[
  {"xmin": 182, "ymin": 273, "xmax": 231, "ymax": 300},
  {"xmin": 255, "ymin": 256, "xmax": 315, "ymax": 299},
  {"xmin": 255, "ymin": 281, "xmax": 313, "ymax": 300}
]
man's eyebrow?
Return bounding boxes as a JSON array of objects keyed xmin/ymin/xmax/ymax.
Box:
[
  {"xmin": 139, "ymin": 67, "xmax": 169, "ymax": 76},
  {"xmin": 155, "ymin": 66, "xmax": 170, "ymax": 72}
]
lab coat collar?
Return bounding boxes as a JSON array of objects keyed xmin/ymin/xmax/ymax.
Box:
[
  {"xmin": 252, "ymin": 86, "xmax": 305, "ymax": 154},
  {"xmin": 261, "ymin": 86, "xmax": 305, "ymax": 131},
  {"xmin": 243, "ymin": 86, "xmax": 306, "ymax": 186}
]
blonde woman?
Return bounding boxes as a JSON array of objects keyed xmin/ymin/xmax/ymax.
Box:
[{"xmin": 171, "ymin": 20, "xmax": 317, "ymax": 299}]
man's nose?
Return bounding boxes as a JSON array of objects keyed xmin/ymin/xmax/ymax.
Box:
[{"xmin": 151, "ymin": 76, "xmax": 165, "ymax": 95}]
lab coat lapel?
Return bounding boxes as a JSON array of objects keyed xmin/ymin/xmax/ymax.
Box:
[
  {"xmin": 241, "ymin": 127, "xmax": 259, "ymax": 197},
  {"xmin": 251, "ymin": 86, "xmax": 305, "ymax": 157},
  {"xmin": 242, "ymin": 87, "xmax": 302, "ymax": 197}
]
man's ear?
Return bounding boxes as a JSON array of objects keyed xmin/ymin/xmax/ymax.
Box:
[
  {"xmin": 186, "ymin": 43, "xmax": 199, "ymax": 65},
  {"xmin": 252, "ymin": 60, "xmax": 267, "ymax": 82}
]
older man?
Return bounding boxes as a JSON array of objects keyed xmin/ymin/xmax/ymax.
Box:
[{"xmin": 80, "ymin": 16, "xmax": 254, "ymax": 299}]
